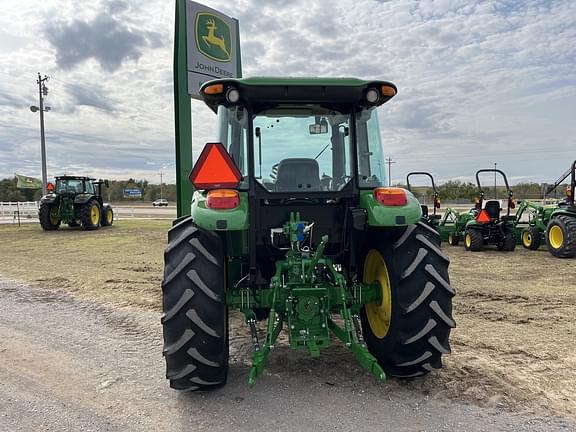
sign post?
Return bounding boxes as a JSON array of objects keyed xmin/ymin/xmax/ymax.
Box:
[{"xmin": 173, "ymin": 0, "xmax": 241, "ymax": 217}]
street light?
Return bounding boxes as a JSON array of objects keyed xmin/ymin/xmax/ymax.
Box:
[{"xmin": 30, "ymin": 73, "xmax": 50, "ymax": 195}]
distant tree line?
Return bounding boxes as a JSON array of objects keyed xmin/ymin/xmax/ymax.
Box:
[{"xmin": 0, "ymin": 177, "xmax": 176, "ymax": 202}]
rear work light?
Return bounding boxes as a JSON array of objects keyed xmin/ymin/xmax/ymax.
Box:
[
  {"xmin": 373, "ymin": 187, "xmax": 408, "ymax": 206},
  {"xmin": 207, "ymin": 189, "xmax": 240, "ymax": 209}
]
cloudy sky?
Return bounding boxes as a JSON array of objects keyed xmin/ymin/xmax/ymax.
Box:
[{"xmin": 0, "ymin": 0, "xmax": 574, "ymax": 186}]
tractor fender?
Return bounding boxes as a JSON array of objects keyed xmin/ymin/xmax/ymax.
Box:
[
  {"xmin": 191, "ymin": 190, "xmax": 249, "ymax": 231},
  {"xmin": 359, "ymin": 189, "xmax": 422, "ymax": 227},
  {"xmin": 74, "ymin": 194, "xmax": 95, "ymax": 205},
  {"xmin": 40, "ymin": 194, "xmax": 58, "ymax": 204}
]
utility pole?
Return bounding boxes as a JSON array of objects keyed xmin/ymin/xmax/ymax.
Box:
[
  {"xmin": 159, "ymin": 169, "xmax": 164, "ymax": 199},
  {"xmin": 494, "ymin": 162, "xmax": 497, "ymax": 199},
  {"xmin": 385, "ymin": 157, "xmax": 396, "ymax": 187},
  {"xmin": 30, "ymin": 73, "xmax": 50, "ymax": 195}
]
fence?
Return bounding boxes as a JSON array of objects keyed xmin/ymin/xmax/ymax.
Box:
[{"xmin": 0, "ymin": 201, "xmax": 39, "ymax": 220}]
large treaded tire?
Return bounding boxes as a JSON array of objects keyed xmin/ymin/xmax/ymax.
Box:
[
  {"xmin": 80, "ymin": 199, "xmax": 101, "ymax": 230},
  {"xmin": 39, "ymin": 202, "xmax": 60, "ymax": 231},
  {"xmin": 546, "ymin": 215, "xmax": 576, "ymax": 258},
  {"xmin": 161, "ymin": 216, "xmax": 228, "ymax": 391},
  {"xmin": 101, "ymin": 205, "xmax": 114, "ymax": 227},
  {"xmin": 360, "ymin": 222, "xmax": 455, "ymax": 377}
]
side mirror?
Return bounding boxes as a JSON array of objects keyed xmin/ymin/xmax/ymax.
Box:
[{"xmin": 309, "ymin": 118, "xmax": 328, "ymax": 134}]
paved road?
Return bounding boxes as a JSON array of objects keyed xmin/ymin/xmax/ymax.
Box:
[{"xmin": 0, "ymin": 279, "xmax": 573, "ymax": 432}]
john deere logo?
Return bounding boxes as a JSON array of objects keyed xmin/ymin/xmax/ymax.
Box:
[{"xmin": 195, "ymin": 13, "xmax": 231, "ymax": 62}]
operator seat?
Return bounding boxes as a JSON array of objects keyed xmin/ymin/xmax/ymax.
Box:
[
  {"xmin": 275, "ymin": 158, "xmax": 321, "ymax": 192},
  {"xmin": 484, "ymin": 200, "xmax": 501, "ymax": 219}
]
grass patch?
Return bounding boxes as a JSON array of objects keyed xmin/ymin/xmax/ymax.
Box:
[{"xmin": 0, "ymin": 220, "xmax": 171, "ymax": 310}]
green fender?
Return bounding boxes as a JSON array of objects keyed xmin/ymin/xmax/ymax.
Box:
[
  {"xmin": 191, "ymin": 191, "xmax": 249, "ymax": 231},
  {"xmin": 359, "ymin": 189, "xmax": 422, "ymax": 227}
]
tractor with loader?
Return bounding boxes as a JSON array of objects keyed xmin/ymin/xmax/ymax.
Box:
[
  {"xmin": 39, "ymin": 176, "xmax": 114, "ymax": 230},
  {"xmin": 161, "ymin": 78, "xmax": 455, "ymax": 391}
]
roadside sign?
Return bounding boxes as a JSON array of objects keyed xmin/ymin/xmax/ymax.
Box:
[
  {"xmin": 123, "ymin": 188, "xmax": 143, "ymax": 198},
  {"xmin": 185, "ymin": 1, "xmax": 241, "ymax": 99},
  {"xmin": 15, "ymin": 174, "xmax": 42, "ymax": 189}
]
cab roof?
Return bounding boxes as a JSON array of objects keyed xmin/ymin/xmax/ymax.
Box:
[
  {"xmin": 200, "ymin": 77, "xmax": 397, "ymax": 113},
  {"xmin": 55, "ymin": 176, "xmax": 95, "ymax": 181}
]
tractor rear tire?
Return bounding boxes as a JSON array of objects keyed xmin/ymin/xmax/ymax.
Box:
[
  {"xmin": 161, "ymin": 216, "xmax": 228, "ymax": 391},
  {"xmin": 464, "ymin": 229, "xmax": 483, "ymax": 251},
  {"xmin": 546, "ymin": 215, "xmax": 576, "ymax": 258},
  {"xmin": 360, "ymin": 222, "xmax": 455, "ymax": 378},
  {"xmin": 101, "ymin": 205, "xmax": 114, "ymax": 227},
  {"xmin": 447, "ymin": 232, "xmax": 459, "ymax": 246},
  {"xmin": 522, "ymin": 227, "xmax": 541, "ymax": 250},
  {"xmin": 80, "ymin": 199, "xmax": 101, "ymax": 230},
  {"xmin": 497, "ymin": 231, "xmax": 516, "ymax": 251},
  {"xmin": 39, "ymin": 202, "xmax": 60, "ymax": 231}
]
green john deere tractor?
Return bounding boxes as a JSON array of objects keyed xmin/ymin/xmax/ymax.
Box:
[
  {"xmin": 439, "ymin": 207, "xmax": 476, "ymax": 246},
  {"xmin": 406, "ymin": 172, "xmax": 442, "ymax": 232},
  {"xmin": 39, "ymin": 176, "xmax": 114, "ymax": 231},
  {"xmin": 514, "ymin": 199, "xmax": 555, "ymax": 250},
  {"xmin": 161, "ymin": 78, "xmax": 455, "ymax": 391},
  {"xmin": 462, "ymin": 169, "xmax": 517, "ymax": 252},
  {"xmin": 543, "ymin": 160, "xmax": 576, "ymax": 257}
]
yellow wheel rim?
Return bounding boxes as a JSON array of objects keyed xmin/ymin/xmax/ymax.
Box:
[
  {"xmin": 548, "ymin": 226, "xmax": 564, "ymax": 249},
  {"xmin": 448, "ymin": 233, "xmax": 453, "ymax": 244},
  {"xmin": 522, "ymin": 231, "xmax": 532, "ymax": 248},
  {"xmin": 91, "ymin": 205, "xmax": 100, "ymax": 225},
  {"xmin": 364, "ymin": 250, "xmax": 392, "ymax": 339},
  {"xmin": 49, "ymin": 207, "xmax": 59, "ymax": 225},
  {"xmin": 465, "ymin": 233, "xmax": 472, "ymax": 248},
  {"xmin": 106, "ymin": 210, "xmax": 113, "ymax": 224}
]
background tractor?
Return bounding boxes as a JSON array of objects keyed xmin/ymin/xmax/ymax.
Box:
[
  {"xmin": 462, "ymin": 169, "xmax": 516, "ymax": 252},
  {"xmin": 543, "ymin": 160, "xmax": 576, "ymax": 257},
  {"xmin": 39, "ymin": 176, "xmax": 113, "ymax": 231},
  {"xmin": 439, "ymin": 207, "xmax": 476, "ymax": 246},
  {"xmin": 161, "ymin": 78, "xmax": 455, "ymax": 391},
  {"xmin": 406, "ymin": 172, "xmax": 441, "ymax": 233}
]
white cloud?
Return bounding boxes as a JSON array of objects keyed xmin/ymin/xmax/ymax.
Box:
[{"xmin": 0, "ymin": 0, "xmax": 574, "ymax": 187}]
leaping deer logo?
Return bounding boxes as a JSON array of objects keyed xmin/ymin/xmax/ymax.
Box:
[{"xmin": 202, "ymin": 18, "xmax": 230, "ymax": 58}]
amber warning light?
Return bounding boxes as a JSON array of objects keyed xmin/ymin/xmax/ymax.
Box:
[{"xmin": 189, "ymin": 143, "xmax": 242, "ymax": 190}]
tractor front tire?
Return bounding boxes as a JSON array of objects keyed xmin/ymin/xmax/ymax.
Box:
[
  {"xmin": 546, "ymin": 215, "xmax": 576, "ymax": 258},
  {"xmin": 522, "ymin": 227, "xmax": 541, "ymax": 250},
  {"xmin": 101, "ymin": 205, "xmax": 114, "ymax": 227},
  {"xmin": 161, "ymin": 216, "xmax": 228, "ymax": 391},
  {"xmin": 497, "ymin": 231, "xmax": 516, "ymax": 251},
  {"xmin": 360, "ymin": 222, "xmax": 455, "ymax": 377},
  {"xmin": 464, "ymin": 229, "xmax": 483, "ymax": 251},
  {"xmin": 447, "ymin": 232, "xmax": 459, "ymax": 246},
  {"xmin": 39, "ymin": 202, "xmax": 60, "ymax": 231},
  {"xmin": 80, "ymin": 199, "xmax": 101, "ymax": 230}
]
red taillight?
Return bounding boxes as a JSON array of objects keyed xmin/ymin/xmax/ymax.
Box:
[
  {"xmin": 207, "ymin": 189, "xmax": 240, "ymax": 210},
  {"xmin": 373, "ymin": 187, "xmax": 408, "ymax": 206},
  {"xmin": 189, "ymin": 143, "xmax": 242, "ymax": 190}
]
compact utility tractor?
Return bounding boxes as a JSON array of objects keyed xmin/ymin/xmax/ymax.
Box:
[
  {"xmin": 439, "ymin": 207, "xmax": 476, "ymax": 246},
  {"xmin": 543, "ymin": 160, "xmax": 576, "ymax": 257},
  {"xmin": 161, "ymin": 78, "xmax": 455, "ymax": 391},
  {"xmin": 406, "ymin": 172, "xmax": 441, "ymax": 232},
  {"xmin": 39, "ymin": 176, "xmax": 113, "ymax": 230},
  {"xmin": 461, "ymin": 169, "xmax": 516, "ymax": 252},
  {"xmin": 514, "ymin": 200, "xmax": 555, "ymax": 250}
]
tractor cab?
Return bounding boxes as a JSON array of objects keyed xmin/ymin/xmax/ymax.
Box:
[{"xmin": 463, "ymin": 169, "xmax": 517, "ymax": 251}]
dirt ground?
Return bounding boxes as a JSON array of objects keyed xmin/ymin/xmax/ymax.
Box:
[{"xmin": 0, "ymin": 220, "xmax": 575, "ymax": 421}]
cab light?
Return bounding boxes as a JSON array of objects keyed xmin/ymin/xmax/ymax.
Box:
[
  {"xmin": 366, "ymin": 88, "xmax": 380, "ymax": 103},
  {"xmin": 203, "ymin": 83, "xmax": 224, "ymax": 95},
  {"xmin": 207, "ymin": 189, "xmax": 240, "ymax": 209},
  {"xmin": 373, "ymin": 187, "xmax": 408, "ymax": 206},
  {"xmin": 381, "ymin": 85, "xmax": 396, "ymax": 97}
]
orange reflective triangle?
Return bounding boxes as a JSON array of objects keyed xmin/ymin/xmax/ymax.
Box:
[
  {"xmin": 476, "ymin": 209, "xmax": 491, "ymax": 223},
  {"xmin": 189, "ymin": 143, "xmax": 242, "ymax": 190}
]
